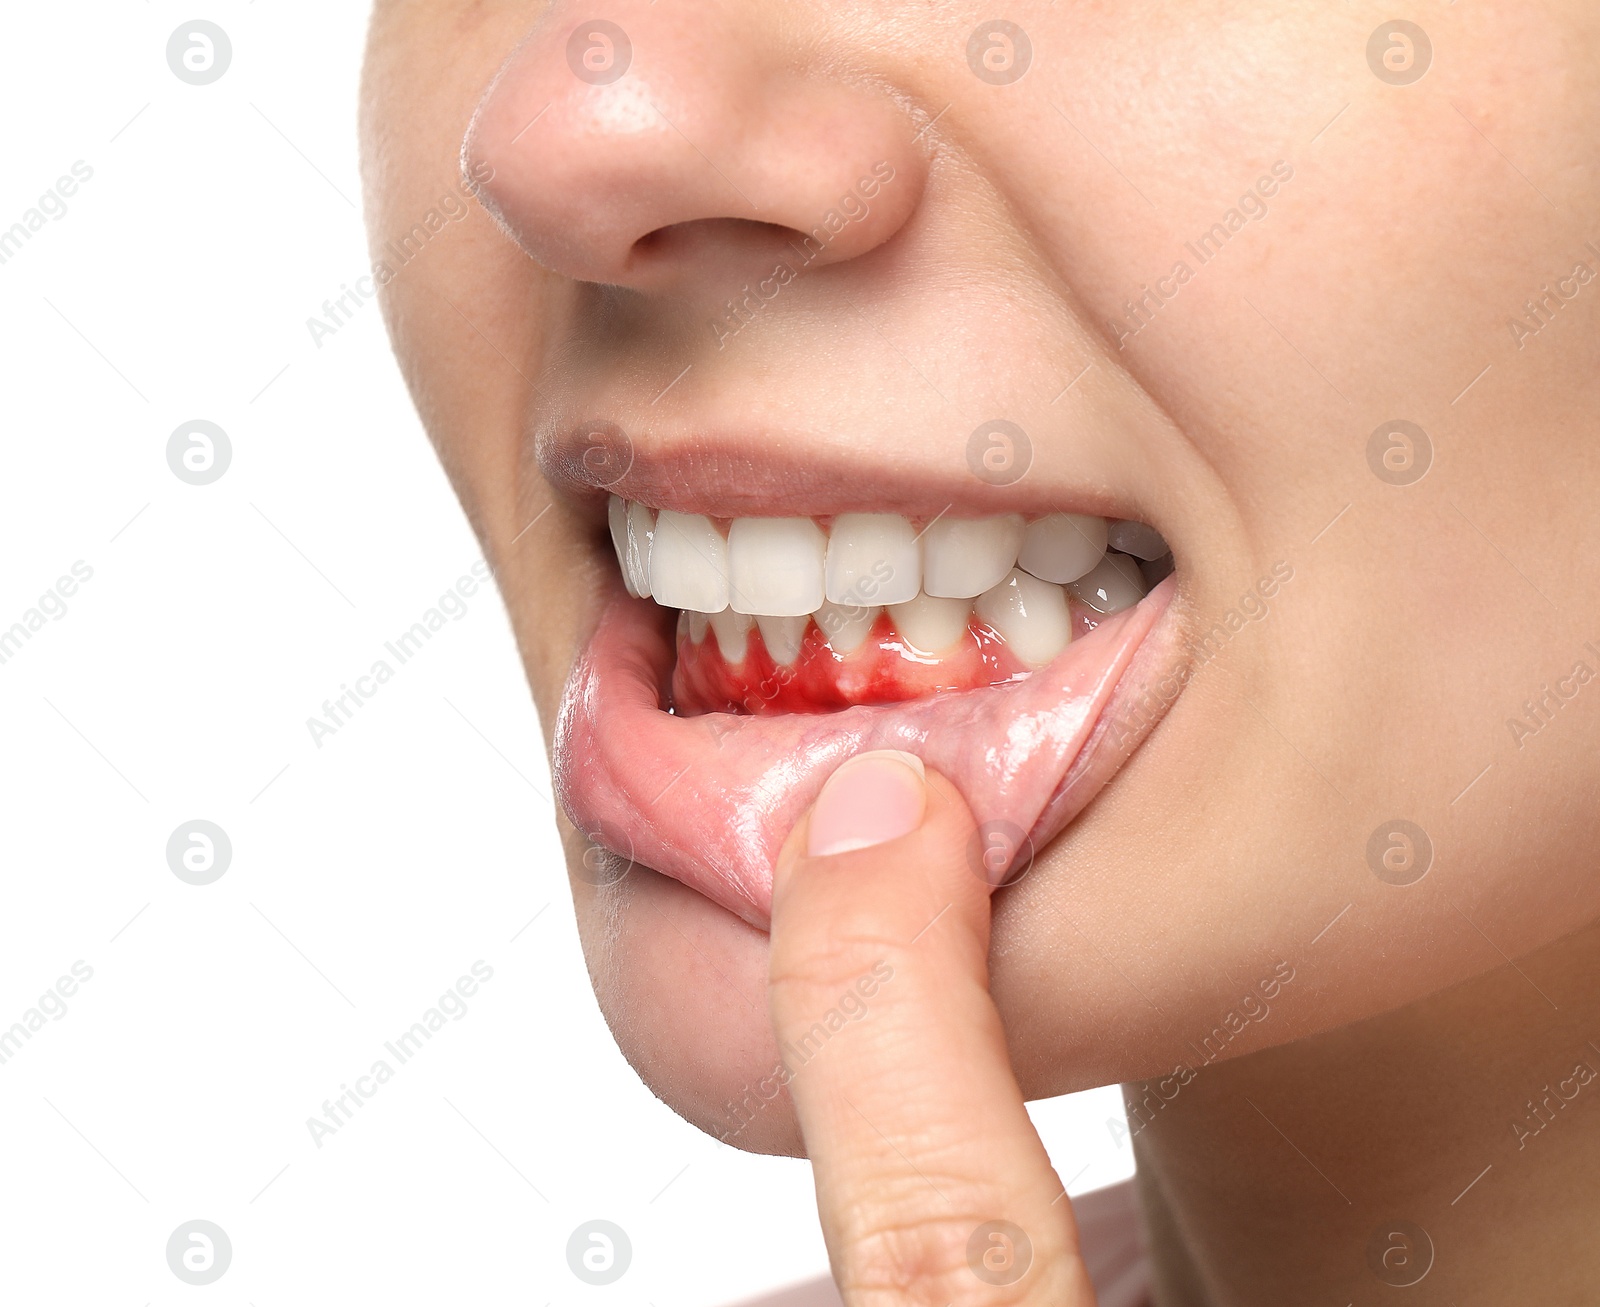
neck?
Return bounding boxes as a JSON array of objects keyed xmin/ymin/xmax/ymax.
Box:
[{"xmin": 1132, "ymin": 920, "xmax": 1600, "ymax": 1305}]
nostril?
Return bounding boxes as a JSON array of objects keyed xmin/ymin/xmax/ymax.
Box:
[{"xmin": 630, "ymin": 218, "xmax": 815, "ymax": 273}]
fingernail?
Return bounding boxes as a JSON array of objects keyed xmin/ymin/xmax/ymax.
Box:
[{"xmin": 807, "ymin": 750, "xmax": 927, "ymax": 858}]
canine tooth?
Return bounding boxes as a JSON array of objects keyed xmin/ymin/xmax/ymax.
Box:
[
  {"xmin": 1016, "ymin": 513, "xmax": 1108, "ymax": 584},
  {"xmin": 1107, "ymin": 519, "xmax": 1168, "ymax": 561},
  {"xmin": 687, "ymin": 610, "xmax": 710, "ymax": 643},
  {"xmin": 709, "ymin": 608, "xmax": 754, "ymax": 663},
  {"xmin": 824, "ymin": 513, "xmax": 920, "ymax": 606},
  {"xmin": 649, "ymin": 511, "xmax": 729, "ymax": 613},
  {"xmin": 625, "ymin": 500, "xmax": 655, "ymax": 598},
  {"xmin": 756, "ymin": 614, "xmax": 809, "ymax": 666},
  {"xmin": 922, "ymin": 514, "xmax": 1025, "ymax": 598},
  {"xmin": 814, "ymin": 601, "xmax": 880, "ymax": 655},
  {"xmin": 608, "ymin": 496, "xmax": 639, "ymax": 597},
  {"xmin": 1068, "ymin": 551, "xmax": 1147, "ymax": 613},
  {"xmin": 888, "ymin": 593, "xmax": 972, "ymax": 655},
  {"xmin": 974, "ymin": 569, "xmax": 1071, "ymax": 669},
  {"xmin": 728, "ymin": 517, "xmax": 827, "ymax": 617}
]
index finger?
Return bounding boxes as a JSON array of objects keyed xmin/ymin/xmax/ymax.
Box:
[{"xmin": 768, "ymin": 750, "xmax": 1098, "ymax": 1305}]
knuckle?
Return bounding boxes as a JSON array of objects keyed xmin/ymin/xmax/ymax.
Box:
[
  {"xmin": 768, "ymin": 930, "xmax": 905, "ymax": 996},
  {"xmin": 834, "ymin": 1208, "xmax": 1028, "ymax": 1307}
]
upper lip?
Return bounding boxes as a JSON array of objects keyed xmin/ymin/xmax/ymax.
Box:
[{"xmin": 536, "ymin": 418, "xmax": 1153, "ymax": 525}]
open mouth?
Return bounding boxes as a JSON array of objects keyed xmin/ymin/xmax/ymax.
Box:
[
  {"xmin": 607, "ymin": 501, "xmax": 1174, "ymax": 716},
  {"xmin": 555, "ymin": 475, "xmax": 1187, "ymax": 930}
]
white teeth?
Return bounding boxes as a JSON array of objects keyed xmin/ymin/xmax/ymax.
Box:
[
  {"xmin": 649, "ymin": 511, "xmax": 729, "ymax": 613},
  {"xmin": 1016, "ymin": 513, "xmax": 1108, "ymax": 584},
  {"xmin": 607, "ymin": 496, "xmax": 636, "ymax": 597},
  {"xmin": 1067, "ymin": 551, "xmax": 1147, "ymax": 614},
  {"xmin": 708, "ymin": 608, "xmax": 754, "ymax": 663},
  {"xmin": 813, "ymin": 601, "xmax": 880, "ymax": 655},
  {"xmin": 613, "ymin": 500, "xmax": 1165, "ymax": 671},
  {"xmin": 921, "ymin": 514, "xmax": 1025, "ymax": 599},
  {"xmin": 625, "ymin": 500, "xmax": 656, "ymax": 598},
  {"xmin": 756, "ymin": 614, "xmax": 809, "ymax": 666},
  {"xmin": 1106, "ymin": 519, "xmax": 1168, "ymax": 561},
  {"xmin": 974, "ymin": 568, "xmax": 1071, "ymax": 669},
  {"xmin": 888, "ymin": 593, "xmax": 972, "ymax": 655},
  {"xmin": 824, "ymin": 513, "xmax": 920, "ymax": 607},
  {"xmin": 728, "ymin": 517, "xmax": 826, "ymax": 617}
]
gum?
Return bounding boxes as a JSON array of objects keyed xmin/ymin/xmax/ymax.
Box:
[{"xmin": 671, "ymin": 607, "xmax": 1106, "ymax": 715}]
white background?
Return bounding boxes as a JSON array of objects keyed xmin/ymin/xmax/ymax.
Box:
[{"xmin": 0, "ymin": 3, "xmax": 1133, "ymax": 1302}]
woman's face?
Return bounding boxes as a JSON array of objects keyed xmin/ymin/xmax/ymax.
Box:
[{"xmin": 361, "ymin": 0, "xmax": 1600, "ymax": 1153}]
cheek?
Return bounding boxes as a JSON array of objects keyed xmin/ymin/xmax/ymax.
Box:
[
  {"xmin": 990, "ymin": 564, "xmax": 1600, "ymax": 1089},
  {"xmin": 362, "ymin": 2, "xmax": 552, "ymax": 549}
]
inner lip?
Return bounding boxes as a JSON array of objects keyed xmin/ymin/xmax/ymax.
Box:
[{"xmin": 554, "ymin": 507, "xmax": 1184, "ymax": 928}]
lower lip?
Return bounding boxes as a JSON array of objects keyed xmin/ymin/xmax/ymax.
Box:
[{"xmin": 554, "ymin": 577, "xmax": 1181, "ymax": 929}]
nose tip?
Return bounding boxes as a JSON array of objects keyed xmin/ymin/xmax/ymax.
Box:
[{"xmin": 464, "ymin": 7, "xmax": 924, "ymax": 291}]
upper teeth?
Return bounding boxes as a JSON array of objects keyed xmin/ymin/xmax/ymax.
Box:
[
  {"xmin": 606, "ymin": 497, "xmax": 657, "ymax": 598},
  {"xmin": 1016, "ymin": 513, "xmax": 1108, "ymax": 584},
  {"xmin": 922, "ymin": 514, "xmax": 1026, "ymax": 597},
  {"xmin": 728, "ymin": 516, "xmax": 828, "ymax": 616},
  {"xmin": 650, "ymin": 510, "xmax": 730, "ymax": 612},
  {"xmin": 823, "ymin": 513, "xmax": 921, "ymax": 607},
  {"xmin": 607, "ymin": 497, "xmax": 1167, "ymax": 667}
]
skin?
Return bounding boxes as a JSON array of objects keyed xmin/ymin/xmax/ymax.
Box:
[
  {"xmin": 770, "ymin": 756, "xmax": 1099, "ymax": 1305},
  {"xmin": 360, "ymin": 1, "xmax": 1600, "ymax": 1301}
]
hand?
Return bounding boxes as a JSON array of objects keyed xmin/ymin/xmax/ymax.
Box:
[{"xmin": 768, "ymin": 750, "xmax": 1099, "ymax": 1305}]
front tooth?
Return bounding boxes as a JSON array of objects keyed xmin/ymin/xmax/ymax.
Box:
[
  {"xmin": 727, "ymin": 517, "xmax": 826, "ymax": 617},
  {"xmin": 607, "ymin": 496, "xmax": 639, "ymax": 597},
  {"xmin": 687, "ymin": 610, "xmax": 710, "ymax": 643},
  {"xmin": 888, "ymin": 593, "xmax": 972, "ymax": 655},
  {"xmin": 824, "ymin": 513, "xmax": 920, "ymax": 606},
  {"xmin": 974, "ymin": 568, "xmax": 1071, "ymax": 669},
  {"xmin": 625, "ymin": 500, "xmax": 656, "ymax": 598},
  {"xmin": 922, "ymin": 515, "xmax": 1025, "ymax": 598},
  {"xmin": 649, "ymin": 511, "xmax": 729, "ymax": 613},
  {"xmin": 756, "ymin": 614, "xmax": 809, "ymax": 666},
  {"xmin": 813, "ymin": 601, "xmax": 880, "ymax": 655},
  {"xmin": 1067, "ymin": 551, "xmax": 1147, "ymax": 613},
  {"xmin": 1016, "ymin": 513, "xmax": 1108, "ymax": 584},
  {"xmin": 709, "ymin": 608, "xmax": 754, "ymax": 663},
  {"xmin": 1106, "ymin": 519, "xmax": 1168, "ymax": 561}
]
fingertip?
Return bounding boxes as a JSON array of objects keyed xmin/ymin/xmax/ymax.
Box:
[{"xmin": 806, "ymin": 749, "xmax": 927, "ymax": 857}]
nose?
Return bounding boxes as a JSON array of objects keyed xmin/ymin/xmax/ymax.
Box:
[{"xmin": 464, "ymin": 2, "xmax": 925, "ymax": 292}]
